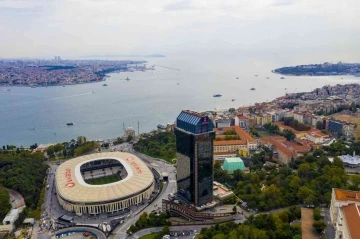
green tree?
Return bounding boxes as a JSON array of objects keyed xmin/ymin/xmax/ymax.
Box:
[
  {"xmin": 0, "ymin": 187, "xmax": 11, "ymax": 221},
  {"xmin": 162, "ymin": 225, "xmax": 170, "ymax": 235},
  {"xmin": 54, "ymin": 143, "xmax": 63, "ymax": 153},
  {"xmin": 313, "ymin": 207, "xmax": 322, "ymax": 221},
  {"xmin": 313, "ymin": 220, "xmax": 326, "ymax": 233},
  {"xmin": 46, "ymin": 145, "xmax": 55, "ymax": 158},
  {"xmin": 316, "ymin": 121, "xmax": 323, "ymax": 130},
  {"xmin": 282, "ymin": 129, "xmax": 296, "ymax": 141}
]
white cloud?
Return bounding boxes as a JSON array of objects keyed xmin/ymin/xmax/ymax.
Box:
[{"xmin": 0, "ymin": 0, "xmax": 359, "ymax": 58}]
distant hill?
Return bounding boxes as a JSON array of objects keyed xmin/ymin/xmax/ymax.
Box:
[
  {"xmin": 273, "ymin": 62, "xmax": 360, "ymax": 77},
  {"xmin": 144, "ymin": 54, "xmax": 166, "ymax": 57}
]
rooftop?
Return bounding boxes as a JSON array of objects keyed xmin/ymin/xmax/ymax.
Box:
[
  {"xmin": 214, "ymin": 140, "xmax": 246, "ymax": 146},
  {"xmin": 222, "ymin": 157, "xmax": 245, "ymax": 172},
  {"xmin": 339, "ymin": 155, "xmax": 360, "ymax": 165},
  {"xmin": 55, "ymin": 152, "xmax": 154, "ymax": 204},
  {"xmin": 343, "ymin": 204, "xmax": 360, "ymax": 239},
  {"xmin": 176, "ymin": 110, "xmax": 214, "ymax": 134},
  {"xmin": 334, "ymin": 188, "xmax": 360, "ymax": 202}
]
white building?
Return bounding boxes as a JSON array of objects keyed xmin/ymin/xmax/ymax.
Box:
[
  {"xmin": 124, "ymin": 127, "xmax": 136, "ymax": 139},
  {"xmin": 330, "ymin": 188, "xmax": 360, "ymax": 239},
  {"xmin": 2, "ymin": 209, "xmax": 19, "ymax": 225}
]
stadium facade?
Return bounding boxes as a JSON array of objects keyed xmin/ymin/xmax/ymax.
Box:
[{"xmin": 55, "ymin": 152, "xmax": 154, "ymax": 215}]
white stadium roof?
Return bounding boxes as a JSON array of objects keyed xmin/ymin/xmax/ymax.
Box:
[{"xmin": 56, "ymin": 152, "xmax": 154, "ymax": 204}]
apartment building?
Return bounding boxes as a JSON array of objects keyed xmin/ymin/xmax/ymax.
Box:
[{"xmin": 330, "ymin": 188, "xmax": 360, "ymax": 239}]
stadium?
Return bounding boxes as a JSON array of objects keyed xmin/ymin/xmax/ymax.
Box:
[{"xmin": 55, "ymin": 152, "xmax": 155, "ymax": 215}]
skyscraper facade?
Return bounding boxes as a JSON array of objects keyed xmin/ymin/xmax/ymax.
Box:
[{"xmin": 175, "ymin": 110, "xmax": 215, "ymax": 207}]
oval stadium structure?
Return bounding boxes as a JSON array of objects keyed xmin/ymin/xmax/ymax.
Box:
[{"xmin": 55, "ymin": 152, "xmax": 154, "ymax": 215}]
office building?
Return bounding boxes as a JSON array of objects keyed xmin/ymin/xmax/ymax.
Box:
[{"xmin": 175, "ymin": 110, "xmax": 215, "ymax": 206}]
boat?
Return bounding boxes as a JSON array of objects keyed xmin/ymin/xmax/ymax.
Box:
[
  {"xmin": 30, "ymin": 127, "xmax": 35, "ymax": 130},
  {"xmin": 213, "ymin": 94, "xmax": 222, "ymax": 97},
  {"xmin": 177, "ymin": 83, "xmax": 180, "ymax": 85},
  {"xmin": 232, "ymin": 99, "xmax": 235, "ymax": 101},
  {"xmin": 266, "ymin": 77, "xmax": 269, "ymax": 79},
  {"xmin": 91, "ymin": 91, "xmax": 96, "ymax": 94},
  {"xmin": 31, "ymin": 86, "xmax": 36, "ymax": 88},
  {"xmin": 255, "ymin": 75, "xmax": 258, "ymax": 76},
  {"xmin": 280, "ymin": 77, "xmax": 285, "ymax": 79},
  {"xmin": 250, "ymin": 88, "xmax": 256, "ymax": 91},
  {"xmin": 102, "ymin": 84, "xmax": 108, "ymax": 86},
  {"xmin": 125, "ymin": 77, "xmax": 130, "ymax": 81},
  {"xmin": 236, "ymin": 77, "xmax": 239, "ymax": 79},
  {"xmin": 157, "ymin": 124, "xmax": 166, "ymax": 130},
  {"xmin": 63, "ymin": 85, "xmax": 65, "ymax": 87},
  {"xmin": 6, "ymin": 89, "xmax": 10, "ymax": 91},
  {"xmin": 66, "ymin": 122, "xmax": 74, "ymax": 126}
]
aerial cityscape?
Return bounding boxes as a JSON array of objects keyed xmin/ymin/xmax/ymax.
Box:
[{"xmin": 1, "ymin": 0, "xmax": 360, "ymax": 239}]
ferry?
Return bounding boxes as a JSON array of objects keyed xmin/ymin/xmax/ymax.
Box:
[
  {"xmin": 66, "ymin": 122, "xmax": 74, "ymax": 126},
  {"xmin": 157, "ymin": 124, "xmax": 166, "ymax": 130},
  {"xmin": 213, "ymin": 94, "xmax": 222, "ymax": 97},
  {"xmin": 250, "ymin": 88, "xmax": 256, "ymax": 91}
]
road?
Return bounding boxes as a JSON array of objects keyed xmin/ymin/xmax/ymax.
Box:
[
  {"xmin": 8, "ymin": 189, "xmax": 25, "ymax": 209},
  {"xmin": 112, "ymin": 144, "xmax": 177, "ymax": 239},
  {"xmin": 324, "ymin": 209, "xmax": 335, "ymax": 239},
  {"xmin": 55, "ymin": 227, "xmax": 106, "ymax": 239},
  {"xmin": 127, "ymin": 225, "xmax": 211, "ymax": 239}
]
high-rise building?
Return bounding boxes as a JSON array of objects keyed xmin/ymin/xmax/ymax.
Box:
[{"xmin": 175, "ymin": 110, "xmax": 215, "ymax": 207}]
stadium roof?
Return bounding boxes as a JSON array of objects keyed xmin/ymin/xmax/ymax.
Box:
[
  {"xmin": 339, "ymin": 155, "xmax": 360, "ymax": 165},
  {"xmin": 56, "ymin": 152, "xmax": 154, "ymax": 204}
]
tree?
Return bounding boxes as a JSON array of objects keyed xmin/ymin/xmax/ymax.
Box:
[
  {"xmin": 313, "ymin": 220, "xmax": 326, "ymax": 233},
  {"xmin": 313, "ymin": 207, "xmax": 321, "ymax": 221},
  {"xmin": 127, "ymin": 135, "xmax": 134, "ymax": 142},
  {"xmin": 316, "ymin": 121, "xmax": 323, "ymax": 130},
  {"xmin": 46, "ymin": 145, "xmax": 55, "ymax": 158},
  {"xmin": 162, "ymin": 225, "xmax": 170, "ymax": 235},
  {"xmin": 282, "ymin": 129, "xmax": 296, "ymax": 141},
  {"xmin": 351, "ymin": 102, "xmax": 357, "ymax": 113},
  {"xmin": 54, "ymin": 143, "xmax": 63, "ymax": 153}
]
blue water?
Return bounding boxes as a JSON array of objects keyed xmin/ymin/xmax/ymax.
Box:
[{"xmin": 1, "ymin": 54, "xmax": 360, "ymax": 146}]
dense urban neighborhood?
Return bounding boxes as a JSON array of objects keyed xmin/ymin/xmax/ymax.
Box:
[
  {"xmin": 1, "ymin": 83, "xmax": 360, "ymax": 239},
  {"xmin": 0, "ymin": 59, "xmax": 150, "ymax": 86}
]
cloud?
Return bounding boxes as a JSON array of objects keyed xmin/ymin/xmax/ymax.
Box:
[
  {"xmin": 271, "ymin": 0, "xmax": 296, "ymax": 6},
  {"xmin": 162, "ymin": 0, "xmax": 194, "ymax": 11}
]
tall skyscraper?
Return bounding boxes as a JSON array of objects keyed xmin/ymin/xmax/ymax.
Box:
[{"xmin": 175, "ymin": 110, "xmax": 215, "ymax": 207}]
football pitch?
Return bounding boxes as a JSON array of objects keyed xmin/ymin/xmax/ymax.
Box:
[{"xmin": 85, "ymin": 174, "xmax": 121, "ymax": 185}]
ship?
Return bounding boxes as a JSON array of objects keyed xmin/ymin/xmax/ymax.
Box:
[
  {"xmin": 157, "ymin": 124, "xmax": 166, "ymax": 130},
  {"xmin": 250, "ymin": 88, "xmax": 256, "ymax": 91},
  {"xmin": 102, "ymin": 84, "xmax": 108, "ymax": 86},
  {"xmin": 213, "ymin": 94, "xmax": 222, "ymax": 97},
  {"xmin": 66, "ymin": 122, "xmax": 74, "ymax": 126}
]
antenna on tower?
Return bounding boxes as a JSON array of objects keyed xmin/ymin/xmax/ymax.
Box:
[
  {"xmin": 138, "ymin": 121, "xmax": 140, "ymax": 137},
  {"xmin": 123, "ymin": 122, "xmax": 125, "ymax": 131}
]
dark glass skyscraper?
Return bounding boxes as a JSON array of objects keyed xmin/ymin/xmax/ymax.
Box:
[{"xmin": 175, "ymin": 110, "xmax": 215, "ymax": 207}]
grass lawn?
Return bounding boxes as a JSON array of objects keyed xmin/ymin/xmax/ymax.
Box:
[
  {"xmin": 139, "ymin": 233, "xmax": 159, "ymax": 239},
  {"xmin": 330, "ymin": 114, "xmax": 360, "ymax": 138},
  {"xmin": 85, "ymin": 174, "xmax": 121, "ymax": 185}
]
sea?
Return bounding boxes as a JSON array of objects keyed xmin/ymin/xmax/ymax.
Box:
[{"xmin": 1, "ymin": 52, "xmax": 360, "ymax": 147}]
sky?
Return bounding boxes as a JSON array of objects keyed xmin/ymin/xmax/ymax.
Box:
[{"xmin": 0, "ymin": 0, "xmax": 359, "ymax": 60}]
